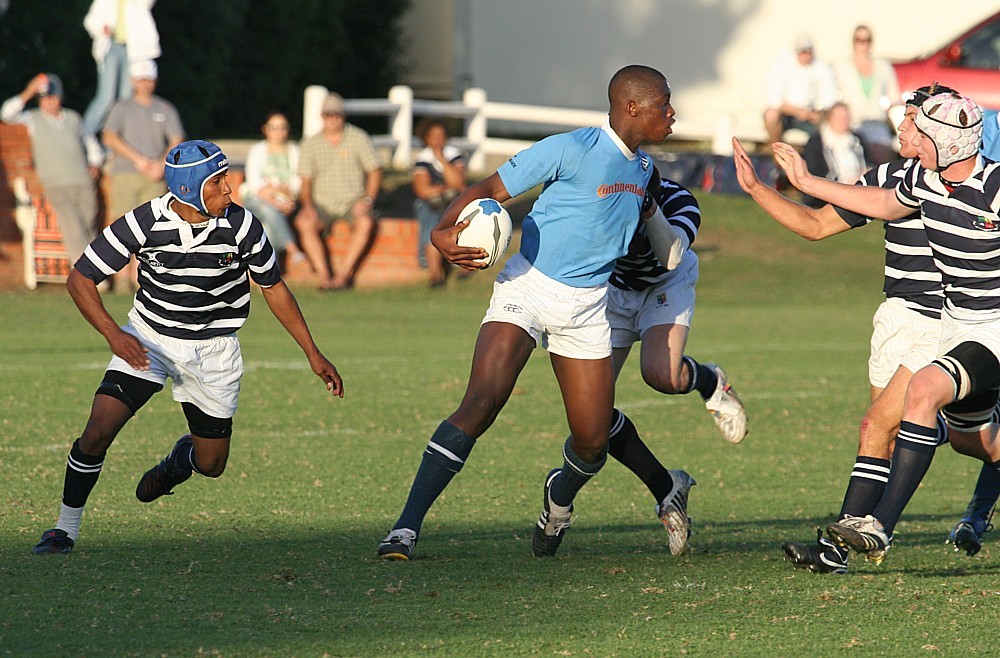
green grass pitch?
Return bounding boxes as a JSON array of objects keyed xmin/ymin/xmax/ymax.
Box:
[{"xmin": 1, "ymin": 194, "xmax": 996, "ymax": 656}]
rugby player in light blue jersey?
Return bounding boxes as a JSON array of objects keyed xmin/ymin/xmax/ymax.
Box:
[{"xmin": 379, "ymin": 65, "xmax": 676, "ymax": 560}]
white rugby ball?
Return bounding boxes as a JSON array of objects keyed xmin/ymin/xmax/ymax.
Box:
[{"xmin": 455, "ymin": 198, "xmax": 513, "ymax": 268}]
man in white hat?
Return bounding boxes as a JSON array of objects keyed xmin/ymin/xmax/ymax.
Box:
[{"xmin": 102, "ymin": 59, "xmax": 184, "ymax": 291}]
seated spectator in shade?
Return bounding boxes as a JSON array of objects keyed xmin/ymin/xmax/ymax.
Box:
[
  {"xmin": 763, "ymin": 33, "xmax": 839, "ymax": 144},
  {"xmin": 802, "ymin": 102, "xmax": 870, "ymax": 206},
  {"xmin": 1, "ymin": 73, "xmax": 104, "ymax": 265},
  {"xmin": 834, "ymin": 25, "xmax": 900, "ymax": 164},
  {"xmin": 412, "ymin": 118, "xmax": 467, "ymax": 287},
  {"xmin": 239, "ymin": 111, "xmax": 306, "ymax": 270}
]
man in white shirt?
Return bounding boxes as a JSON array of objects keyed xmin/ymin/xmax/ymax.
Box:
[{"xmin": 763, "ymin": 33, "xmax": 840, "ymax": 144}]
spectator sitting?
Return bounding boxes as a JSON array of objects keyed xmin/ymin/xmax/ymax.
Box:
[
  {"xmin": 802, "ymin": 102, "xmax": 870, "ymax": 206},
  {"xmin": 1, "ymin": 73, "xmax": 104, "ymax": 265},
  {"xmin": 295, "ymin": 92, "xmax": 383, "ymax": 291},
  {"xmin": 763, "ymin": 33, "xmax": 839, "ymax": 145},
  {"xmin": 834, "ymin": 25, "xmax": 900, "ymax": 165},
  {"xmin": 239, "ymin": 111, "xmax": 306, "ymax": 271},
  {"xmin": 412, "ymin": 118, "xmax": 467, "ymax": 287}
]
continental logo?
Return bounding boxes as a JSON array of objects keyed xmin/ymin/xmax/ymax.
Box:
[{"xmin": 596, "ymin": 182, "xmax": 645, "ymax": 199}]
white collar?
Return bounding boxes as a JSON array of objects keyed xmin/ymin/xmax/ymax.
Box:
[{"xmin": 602, "ymin": 118, "xmax": 637, "ymax": 160}]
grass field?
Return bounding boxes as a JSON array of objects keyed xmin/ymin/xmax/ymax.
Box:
[{"xmin": 2, "ymin": 194, "xmax": 997, "ymax": 657}]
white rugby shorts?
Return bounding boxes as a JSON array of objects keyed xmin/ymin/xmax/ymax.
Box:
[
  {"xmin": 607, "ymin": 256, "xmax": 698, "ymax": 349},
  {"xmin": 868, "ymin": 298, "xmax": 941, "ymax": 388},
  {"xmin": 938, "ymin": 308, "xmax": 1000, "ymax": 364},
  {"xmin": 106, "ymin": 310, "xmax": 243, "ymax": 418},
  {"xmin": 482, "ymin": 253, "xmax": 612, "ymax": 359}
]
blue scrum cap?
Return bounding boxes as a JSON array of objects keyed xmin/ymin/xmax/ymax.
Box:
[{"xmin": 164, "ymin": 140, "xmax": 229, "ymax": 214}]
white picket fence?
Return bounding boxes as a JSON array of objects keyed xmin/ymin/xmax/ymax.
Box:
[{"xmin": 303, "ymin": 84, "xmax": 610, "ymax": 173}]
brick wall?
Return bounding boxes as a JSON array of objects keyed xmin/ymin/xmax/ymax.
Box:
[{"xmin": 0, "ymin": 126, "xmax": 426, "ymax": 290}]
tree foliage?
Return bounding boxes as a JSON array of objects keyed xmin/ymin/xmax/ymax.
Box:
[{"xmin": 0, "ymin": 0, "xmax": 411, "ymax": 138}]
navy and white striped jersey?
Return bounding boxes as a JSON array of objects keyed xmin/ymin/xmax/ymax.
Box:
[
  {"xmin": 76, "ymin": 193, "xmax": 282, "ymax": 339},
  {"xmin": 610, "ymin": 178, "xmax": 700, "ymax": 291},
  {"xmin": 896, "ymin": 155, "xmax": 1000, "ymax": 321},
  {"xmin": 834, "ymin": 159, "xmax": 943, "ymax": 319}
]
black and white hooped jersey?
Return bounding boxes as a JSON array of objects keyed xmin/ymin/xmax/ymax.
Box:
[
  {"xmin": 610, "ymin": 178, "xmax": 700, "ymax": 291},
  {"xmin": 896, "ymin": 155, "xmax": 1000, "ymax": 321},
  {"xmin": 76, "ymin": 194, "xmax": 282, "ymax": 339},
  {"xmin": 834, "ymin": 159, "xmax": 943, "ymax": 319}
]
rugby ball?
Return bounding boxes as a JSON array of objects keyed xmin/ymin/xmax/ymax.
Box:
[{"xmin": 455, "ymin": 198, "xmax": 513, "ymax": 268}]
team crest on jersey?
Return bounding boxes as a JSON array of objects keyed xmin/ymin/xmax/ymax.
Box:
[
  {"xmin": 972, "ymin": 215, "xmax": 1000, "ymax": 232},
  {"xmin": 218, "ymin": 252, "xmax": 236, "ymax": 267},
  {"xmin": 656, "ymin": 293, "xmax": 667, "ymax": 305},
  {"xmin": 139, "ymin": 251, "xmax": 164, "ymax": 268}
]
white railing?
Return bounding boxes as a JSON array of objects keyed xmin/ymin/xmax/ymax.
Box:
[{"xmin": 304, "ymin": 84, "xmax": 608, "ymax": 173}]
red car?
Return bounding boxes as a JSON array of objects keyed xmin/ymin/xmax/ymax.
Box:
[{"xmin": 892, "ymin": 11, "xmax": 1000, "ymax": 110}]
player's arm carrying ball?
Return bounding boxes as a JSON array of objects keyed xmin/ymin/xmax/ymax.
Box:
[{"xmin": 431, "ymin": 172, "xmax": 511, "ymax": 270}]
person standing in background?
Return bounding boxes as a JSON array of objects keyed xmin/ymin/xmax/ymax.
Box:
[
  {"xmin": 102, "ymin": 59, "xmax": 184, "ymax": 292},
  {"xmin": 82, "ymin": 0, "xmax": 160, "ymax": 136},
  {"xmin": 833, "ymin": 25, "xmax": 900, "ymax": 164},
  {"xmin": 1, "ymin": 73, "xmax": 104, "ymax": 265}
]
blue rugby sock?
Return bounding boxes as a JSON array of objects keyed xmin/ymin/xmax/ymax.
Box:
[
  {"xmin": 394, "ymin": 420, "xmax": 476, "ymax": 534},
  {"xmin": 549, "ymin": 437, "xmax": 607, "ymax": 508}
]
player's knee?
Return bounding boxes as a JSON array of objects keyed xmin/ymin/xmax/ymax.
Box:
[
  {"xmin": 454, "ymin": 392, "xmax": 504, "ymax": 436},
  {"xmin": 77, "ymin": 431, "xmax": 115, "ymax": 456},
  {"xmin": 195, "ymin": 454, "xmax": 228, "ymax": 478},
  {"xmin": 857, "ymin": 410, "xmax": 896, "ymax": 456},
  {"xmin": 640, "ymin": 364, "xmax": 684, "ymax": 395},
  {"xmin": 905, "ymin": 370, "xmax": 952, "ymax": 413}
]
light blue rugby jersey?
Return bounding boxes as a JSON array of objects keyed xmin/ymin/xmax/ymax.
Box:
[
  {"xmin": 984, "ymin": 110, "xmax": 1000, "ymax": 161},
  {"xmin": 497, "ymin": 123, "xmax": 654, "ymax": 287}
]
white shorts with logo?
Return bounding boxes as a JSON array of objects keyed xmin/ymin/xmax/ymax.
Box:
[
  {"xmin": 607, "ymin": 256, "xmax": 698, "ymax": 349},
  {"xmin": 106, "ymin": 309, "xmax": 243, "ymax": 418},
  {"xmin": 481, "ymin": 253, "xmax": 612, "ymax": 359},
  {"xmin": 868, "ymin": 298, "xmax": 941, "ymax": 388}
]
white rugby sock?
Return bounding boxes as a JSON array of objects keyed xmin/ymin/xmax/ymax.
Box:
[{"xmin": 56, "ymin": 503, "xmax": 85, "ymax": 541}]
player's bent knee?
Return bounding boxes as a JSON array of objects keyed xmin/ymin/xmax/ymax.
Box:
[
  {"xmin": 641, "ymin": 367, "xmax": 684, "ymax": 395},
  {"xmin": 196, "ymin": 455, "xmax": 228, "ymax": 478}
]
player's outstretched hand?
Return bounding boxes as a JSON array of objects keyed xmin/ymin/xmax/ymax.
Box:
[
  {"xmin": 431, "ymin": 220, "xmax": 488, "ymax": 271},
  {"xmin": 771, "ymin": 142, "xmax": 813, "ymax": 191},
  {"xmin": 310, "ymin": 352, "xmax": 344, "ymax": 398},
  {"xmin": 107, "ymin": 329, "xmax": 151, "ymax": 371},
  {"xmin": 732, "ymin": 138, "xmax": 761, "ymax": 194}
]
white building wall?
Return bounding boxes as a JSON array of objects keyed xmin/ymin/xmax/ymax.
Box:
[{"xmin": 400, "ymin": 0, "xmax": 999, "ymax": 142}]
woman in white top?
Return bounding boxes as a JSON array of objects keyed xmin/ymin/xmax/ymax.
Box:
[
  {"xmin": 834, "ymin": 25, "xmax": 900, "ymax": 164},
  {"xmin": 240, "ymin": 111, "xmax": 305, "ymax": 268}
]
